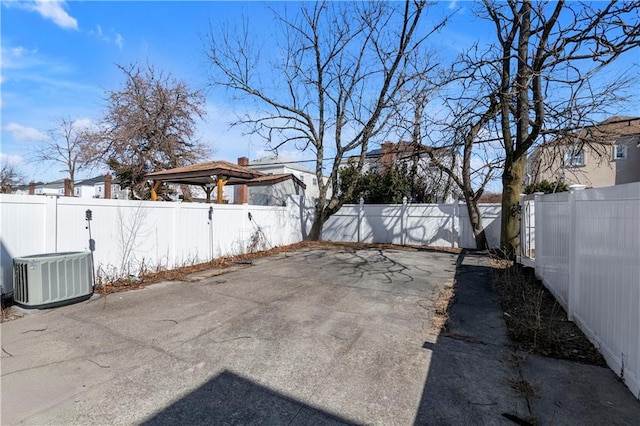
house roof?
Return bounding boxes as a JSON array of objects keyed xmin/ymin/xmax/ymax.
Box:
[
  {"xmin": 145, "ymin": 161, "xmax": 265, "ymax": 186},
  {"xmin": 37, "ymin": 179, "xmax": 67, "ymax": 189},
  {"xmin": 245, "ymin": 173, "xmax": 306, "ymax": 189},
  {"xmin": 539, "ymin": 116, "xmax": 640, "ymax": 149},
  {"xmin": 249, "ymin": 155, "xmax": 316, "ymax": 175},
  {"xmin": 342, "ymin": 142, "xmax": 443, "ymax": 164},
  {"xmin": 76, "ymin": 175, "xmax": 108, "ymax": 186}
]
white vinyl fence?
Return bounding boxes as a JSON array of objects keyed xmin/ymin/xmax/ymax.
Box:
[
  {"xmin": 322, "ymin": 200, "xmax": 502, "ymax": 248},
  {"xmin": 0, "ymin": 195, "xmax": 304, "ymax": 293},
  {"xmin": 531, "ymin": 183, "xmax": 640, "ymax": 399},
  {"xmin": 2, "ymin": 195, "xmax": 502, "ymax": 295}
]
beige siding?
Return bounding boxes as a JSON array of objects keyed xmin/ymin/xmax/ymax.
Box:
[{"xmin": 530, "ymin": 135, "xmax": 640, "ymax": 188}]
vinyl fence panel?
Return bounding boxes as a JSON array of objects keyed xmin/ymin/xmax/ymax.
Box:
[
  {"xmin": 323, "ymin": 202, "xmax": 501, "ymax": 249},
  {"xmin": 0, "ymin": 195, "xmax": 305, "ymax": 293},
  {"xmin": 534, "ymin": 183, "xmax": 640, "ymax": 399}
]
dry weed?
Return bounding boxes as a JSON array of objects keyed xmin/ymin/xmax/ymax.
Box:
[{"xmin": 492, "ymin": 261, "xmax": 605, "ymax": 366}]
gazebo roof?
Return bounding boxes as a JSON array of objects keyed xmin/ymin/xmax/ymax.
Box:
[
  {"xmin": 145, "ymin": 160, "xmax": 307, "ymax": 190},
  {"xmin": 145, "ymin": 160, "xmax": 264, "ymax": 186}
]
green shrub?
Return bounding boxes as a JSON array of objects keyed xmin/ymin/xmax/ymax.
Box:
[{"xmin": 523, "ymin": 180, "xmax": 567, "ymax": 194}]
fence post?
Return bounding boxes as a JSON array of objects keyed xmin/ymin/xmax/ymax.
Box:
[
  {"xmin": 452, "ymin": 200, "xmax": 458, "ymax": 248},
  {"xmin": 567, "ymin": 185, "xmax": 586, "ymax": 321},
  {"xmin": 519, "ymin": 194, "xmax": 526, "ymax": 257},
  {"xmin": 45, "ymin": 196, "xmax": 58, "ymax": 253},
  {"xmin": 172, "ymin": 201, "xmax": 179, "ymax": 268},
  {"xmin": 533, "ymin": 193, "xmax": 543, "ymax": 271},
  {"xmin": 401, "ymin": 196, "xmax": 408, "ymax": 245},
  {"xmin": 358, "ymin": 197, "xmax": 364, "ymax": 243}
]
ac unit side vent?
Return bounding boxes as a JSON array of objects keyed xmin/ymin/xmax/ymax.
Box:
[{"xmin": 13, "ymin": 252, "xmax": 93, "ymax": 309}]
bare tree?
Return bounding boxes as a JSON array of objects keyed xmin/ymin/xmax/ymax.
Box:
[
  {"xmin": 205, "ymin": 1, "xmax": 448, "ymax": 239},
  {"xmin": 471, "ymin": 0, "xmax": 640, "ymax": 257},
  {"xmin": 31, "ymin": 117, "xmax": 101, "ymax": 194},
  {"xmin": 391, "ymin": 69, "xmax": 502, "ymax": 249},
  {"xmin": 422, "ymin": 99, "xmax": 502, "ymax": 250},
  {"xmin": 99, "ymin": 64, "xmax": 210, "ymax": 199},
  {"xmin": 0, "ymin": 160, "xmax": 25, "ymax": 193}
]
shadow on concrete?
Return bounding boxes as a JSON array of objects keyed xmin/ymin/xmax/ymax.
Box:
[
  {"xmin": 141, "ymin": 370, "xmax": 356, "ymax": 425},
  {"xmin": 413, "ymin": 250, "xmax": 530, "ymax": 425}
]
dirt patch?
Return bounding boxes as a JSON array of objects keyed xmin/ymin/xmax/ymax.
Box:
[{"xmin": 491, "ymin": 260, "xmax": 605, "ymax": 366}]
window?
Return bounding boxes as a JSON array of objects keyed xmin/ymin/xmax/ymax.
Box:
[
  {"xmin": 614, "ymin": 144, "xmax": 628, "ymax": 160},
  {"xmin": 312, "ymin": 178, "xmax": 317, "ymax": 186},
  {"xmin": 564, "ymin": 148, "xmax": 585, "ymax": 167}
]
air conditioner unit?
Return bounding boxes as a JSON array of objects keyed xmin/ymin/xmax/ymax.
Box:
[{"xmin": 13, "ymin": 252, "xmax": 93, "ymax": 309}]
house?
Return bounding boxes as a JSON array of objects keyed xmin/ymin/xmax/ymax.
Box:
[
  {"xmin": 74, "ymin": 176, "xmax": 102, "ymax": 198},
  {"xmin": 527, "ymin": 116, "xmax": 640, "ymax": 188},
  {"xmin": 14, "ymin": 174, "xmax": 128, "ymax": 199},
  {"xmin": 248, "ymin": 155, "xmax": 328, "ymax": 200},
  {"xmin": 246, "ymin": 174, "xmax": 306, "ymax": 206},
  {"xmin": 34, "ymin": 179, "xmax": 66, "ymax": 196},
  {"xmin": 340, "ymin": 141, "xmax": 461, "ymax": 203}
]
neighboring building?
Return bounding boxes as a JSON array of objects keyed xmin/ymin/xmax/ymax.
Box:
[
  {"xmin": 34, "ymin": 179, "xmax": 66, "ymax": 196},
  {"xmin": 249, "ymin": 155, "xmax": 328, "ymax": 200},
  {"xmin": 340, "ymin": 141, "xmax": 461, "ymax": 203},
  {"xmin": 92, "ymin": 176, "xmax": 129, "ymax": 199},
  {"xmin": 14, "ymin": 175, "xmax": 128, "ymax": 199},
  {"xmin": 247, "ymin": 174, "xmax": 306, "ymax": 206},
  {"xmin": 527, "ymin": 116, "xmax": 640, "ymax": 188}
]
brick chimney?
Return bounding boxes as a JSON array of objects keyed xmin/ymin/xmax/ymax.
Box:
[
  {"xmin": 64, "ymin": 178, "xmax": 72, "ymax": 197},
  {"xmin": 29, "ymin": 181, "xmax": 35, "ymax": 195},
  {"xmin": 104, "ymin": 173, "xmax": 112, "ymax": 199},
  {"xmin": 381, "ymin": 142, "xmax": 396, "ymax": 173},
  {"xmin": 236, "ymin": 157, "xmax": 249, "ymax": 204}
]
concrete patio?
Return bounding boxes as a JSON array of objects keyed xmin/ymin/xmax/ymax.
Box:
[{"xmin": 2, "ymin": 247, "xmax": 638, "ymax": 425}]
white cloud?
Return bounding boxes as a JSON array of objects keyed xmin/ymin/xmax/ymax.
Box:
[
  {"xmin": 34, "ymin": 1, "xmax": 77, "ymax": 29},
  {"xmin": 0, "ymin": 152, "xmax": 24, "ymax": 165},
  {"xmin": 1, "ymin": 45, "xmax": 39, "ymax": 70},
  {"xmin": 115, "ymin": 33, "xmax": 124, "ymax": 50},
  {"xmin": 88, "ymin": 25, "xmax": 124, "ymax": 50},
  {"xmin": 4, "ymin": 122, "xmax": 48, "ymax": 142},
  {"xmin": 6, "ymin": 1, "xmax": 78, "ymax": 30},
  {"xmin": 71, "ymin": 117, "xmax": 98, "ymax": 131}
]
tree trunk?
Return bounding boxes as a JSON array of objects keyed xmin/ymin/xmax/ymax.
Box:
[
  {"xmin": 500, "ymin": 155, "xmax": 526, "ymax": 258},
  {"xmin": 466, "ymin": 200, "xmax": 487, "ymax": 250},
  {"xmin": 308, "ymin": 212, "xmax": 325, "ymax": 241}
]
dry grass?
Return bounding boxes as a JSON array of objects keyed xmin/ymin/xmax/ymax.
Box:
[
  {"xmin": 508, "ymin": 378, "xmax": 536, "ymax": 398},
  {"xmin": 491, "ymin": 260, "xmax": 605, "ymax": 366},
  {"xmin": 431, "ymin": 279, "xmax": 455, "ymax": 334}
]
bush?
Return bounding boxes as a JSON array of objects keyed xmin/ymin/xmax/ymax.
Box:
[{"xmin": 523, "ymin": 180, "xmax": 567, "ymax": 194}]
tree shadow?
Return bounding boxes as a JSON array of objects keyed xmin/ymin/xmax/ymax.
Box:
[{"xmin": 141, "ymin": 370, "xmax": 356, "ymax": 425}]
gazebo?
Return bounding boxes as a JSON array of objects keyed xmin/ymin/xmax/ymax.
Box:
[{"xmin": 145, "ymin": 159, "xmax": 305, "ymax": 203}]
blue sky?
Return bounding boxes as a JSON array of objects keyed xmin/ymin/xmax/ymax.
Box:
[{"xmin": 1, "ymin": 1, "xmax": 638, "ymax": 186}]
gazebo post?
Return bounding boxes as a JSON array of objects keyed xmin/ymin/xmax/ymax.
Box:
[
  {"xmin": 150, "ymin": 180, "xmax": 162, "ymax": 201},
  {"xmin": 216, "ymin": 177, "xmax": 228, "ymax": 204}
]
